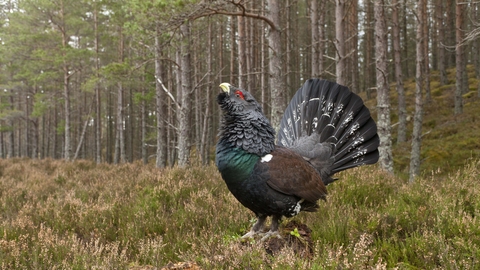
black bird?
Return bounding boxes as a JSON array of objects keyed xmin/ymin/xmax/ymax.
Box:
[{"xmin": 215, "ymin": 79, "xmax": 379, "ymax": 239}]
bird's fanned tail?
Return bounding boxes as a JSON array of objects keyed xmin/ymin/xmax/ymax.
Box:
[{"xmin": 277, "ymin": 79, "xmax": 379, "ymax": 184}]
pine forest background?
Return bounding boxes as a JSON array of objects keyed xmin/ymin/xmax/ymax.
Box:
[{"xmin": 1, "ymin": 0, "xmax": 479, "ymax": 177}]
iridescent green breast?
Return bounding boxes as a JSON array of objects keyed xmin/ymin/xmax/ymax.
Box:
[{"xmin": 215, "ymin": 142, "xmax": 260, "ymax": 184}]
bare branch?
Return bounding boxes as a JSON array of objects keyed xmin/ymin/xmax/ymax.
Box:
[
  {"xmin": 191, "ymin": 9, "xmax": 277, "ymax": 31},
  {"xmin": 155, "ymin": 76, "xmax": 180, "ymax": 110}
]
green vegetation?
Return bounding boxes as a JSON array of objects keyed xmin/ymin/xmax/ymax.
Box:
[{"xmin": 0, "ymin": 157, "xmax": 479, "ymax": 269}]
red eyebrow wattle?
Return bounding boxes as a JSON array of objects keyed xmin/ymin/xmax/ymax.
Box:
[{"xmin": 234, "ymin": 90, "xmax": 244, "ymax": 100}]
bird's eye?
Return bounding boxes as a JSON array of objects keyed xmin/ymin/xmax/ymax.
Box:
[{"xmin": 234, "ymin": 90, "xmax": 245, "ymax": 100}]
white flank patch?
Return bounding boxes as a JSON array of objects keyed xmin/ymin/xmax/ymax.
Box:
[
  {"xmin": 261, "ymin": 154, "xmax": 273, "ymax": 163},
  {"xmin": 292, "ymin": 199, "xmax": 304, "ymax": 215}
]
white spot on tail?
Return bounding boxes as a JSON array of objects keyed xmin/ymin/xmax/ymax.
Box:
[{"xmin": 261, "ymin": 154, "xmax": 273, "ymax": 163}]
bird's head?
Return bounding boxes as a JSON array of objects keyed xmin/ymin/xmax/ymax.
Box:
[
  {"xmin": 216, "ymin": 82, "xmax": 275, "ymax": 156},
  {"xmin": 217, "ymin": 83, "xmax": 263, "ymax": 116}
]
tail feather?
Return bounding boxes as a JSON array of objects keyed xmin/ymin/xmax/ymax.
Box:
[
  {"xmin": 317, "ymin": 86, "xmax": 353, "ymax": 142},
  {"xmin": 277, "ymin": 79, "xmax": 379, "ymax": 183},
  {"xmin": 333, "ymin": 139, "xmax": 379, "ymax": 173}
]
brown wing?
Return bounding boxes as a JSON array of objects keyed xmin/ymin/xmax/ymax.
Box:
[{"xmin": 263, "ymin": 146, "xmax": 328, "ymax": 203}]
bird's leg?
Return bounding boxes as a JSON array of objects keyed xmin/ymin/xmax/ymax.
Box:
[
  {"xmin": 260, "ymin": 215, "xmax": 282, "ymax": 241},
  {"xmin": 241, "ymin": 215, "xmax": 267, "ymax": 239},
  {"xmin": 270, "ymin": 214, "xmax": 281, "ymax": 232}
]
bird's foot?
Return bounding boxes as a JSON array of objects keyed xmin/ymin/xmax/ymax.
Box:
[
  {"xmin": 241, "ymin": 230, "xmax": 281, "ymax": 242},
  {"xmin": 241, "ymin": 230, "xmax": 259, "ymax": 239},
  {"xmin": 260, "ymin": 230, "xmax": 282, "ymax": 242}
]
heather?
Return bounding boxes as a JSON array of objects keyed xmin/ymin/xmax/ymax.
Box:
[{"xmin": 1, "ymin": 158, "xmax": 479, "ymax": 269}]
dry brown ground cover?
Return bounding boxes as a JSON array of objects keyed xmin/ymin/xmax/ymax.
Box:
[{"xmin": 0, "ymin": 157, "xmax": 479, "ymax": 269}]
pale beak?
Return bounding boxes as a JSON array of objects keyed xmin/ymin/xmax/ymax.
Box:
[{"xmin": 219, "ymin": 83, "xmax": 231, "ymax": 94}]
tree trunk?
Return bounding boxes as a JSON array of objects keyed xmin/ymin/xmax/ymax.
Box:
[
  {"xmin": 266, "ymin": 0, "xmax": 285, "ymax": 130},
  {"xmin": 106, "ymin": 88, "xmax": 113, "ymax": 163},
  {"xmin": 261, "ymin": 23, "xmax": 267, "ymax": 114},
  {"xmin": 53, "ymin": 103, "xmax": 58, "ymax": 159},
  {"xmin": 25, "ymin": 92, "xmax": 30, "ymax": 158},
  {"xmin": 60, "ymin": 0, "xmax": 71, "ymax": 161},
  {"xmin": 177, "ymin": 22, "xmax": 192, "ymax": 167},
  {"xmin": 174, "ymin": 51, "xmax": 182, "ymax": 164},
  {"xmin": 435, "ymin": 0, "xmax": 447, "ymax": 85},
  {"xmin": 6, "ymin": 88, "xmax": 14, "ymax": 158},
  {"xmin": 392, "ymin": 0, "xmax": 407, "ymax": 143},
  {"xmin": 63, "ymin": 56, "xmax": 71, "ymax": 160},
  {"xmin": 335, "ymin": 0, "xmax": 346, "ymax": 86},
  {"xmin": 460, "ymin": 4, "xmax": 469, "ymax": 95},
  {"xmin": 31, "ymin": 119, "xmax": 39, "ymax": 159},
  {"xmin": 401, "ymin": 0, "xmax": 410, "ymax": 78},
  {"xmin": 310, "ymin": 0, "xmax": 325, "ymax": 79},
  {"xmin": 43, "ymin": 113, "xmax": 47, "ymax": 158},
  {"xmin": 445, "ymin": 0, "xmax": 456, "ymax": 68},
  {"xmin": 114, "ymin": 27, "xmax": 126, "ymax": 164},
  {"xmin": 155, "ymin": 22, "xmax": 167, "ymax": 168},
  {"xmin": 194, "ymin": 51, "xmax": 201, "ymax": 161},
  {"xmin": 364, "ymin": 0, "xmax": 375, "ymax": 95},
  {"xmin": 229, "ymin": 17, "xmax": 236, "ymax": 85},
  {"xmin": 285, "ymin": 0, "xmax": 292, "ymax": 91},
  {"xmin": 200, "ymin": 20, "xmax": 213, "ymax": 165},
  {"xmin": 318, "ymin": 0, "xmax": 325, "ymax": 78},
  {"xmin": 423, "ymin": 0, "xmax": 431, "ymax": 103},
  {"xmin": 247, "ymin": 12, "xmax": 254, "ymax": 91},
  {"xmin": 94, "ymin": 5, "xmax": 102, "ymax": 163},
  {"xmin": 0, "ymin": 130, "xmax": 3, "ymax": 158},
  {"xmin": 141, "ymin": 82, "xmax": 147, "ymax": 165},
  {"xmin": 28, "ymin": 88, "xmax": 39, "ymax": 159},
  {"xmin": 311, "ymin": 0, "xmax": 320, "ymax": 78},
  {"xmin": 409, "ymin": 0, "xmax": 425, "ymax": 183},
  {"xmin": 114, "ymin": 81, "xmax": 126, "ymax": 164},
  {"xmin": 127, "ymin": 83, "xmax": 134, "ymax": 162},
  {"xmin": 374, "ymin": 0, "xmax": 393, "ymax": 173},
  {"xmin": 476, "ymin": 2, "xmax": 480, "ymax": 97},
  {"xmin": 454, "ymin": 0, "xmax": 464, "ymax": 115},
  {"xmin": 168, "ymin": 71, "xmax": 175, "ymax": 166},
  {"xmin": 350, "ymin": 0, "xmax": 359, "ymax": 92},
  {"xmin": 237, "ymin": 15, "xmax": 247, "ymax": 89}
]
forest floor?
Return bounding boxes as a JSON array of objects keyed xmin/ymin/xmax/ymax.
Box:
[{"xmin": 0, "ymin": 156, "xmax": 479, "ymax": 269}]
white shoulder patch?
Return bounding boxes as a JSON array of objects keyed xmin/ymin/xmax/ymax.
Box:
[{"xmin": 261, "ymin": 154, "xmax": 273, "ymax": 163}]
